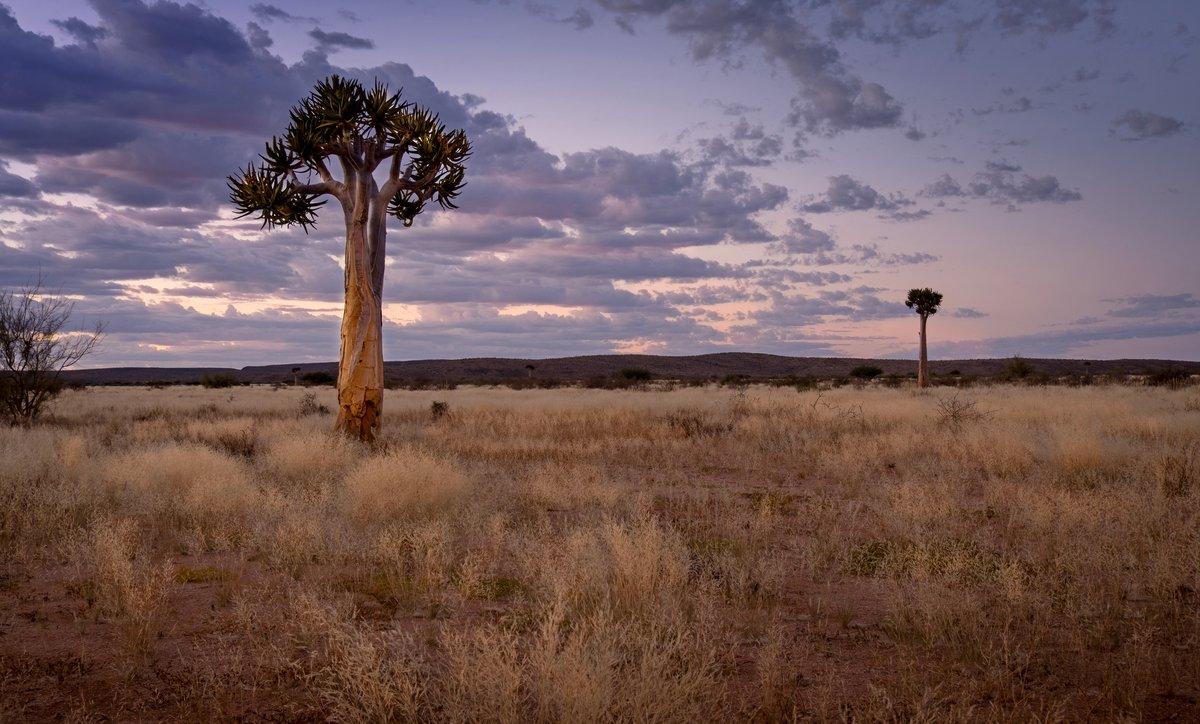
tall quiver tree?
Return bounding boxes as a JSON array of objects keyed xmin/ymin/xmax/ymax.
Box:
[
  {"xmin": 228, "ymin": 76, "xmax": 470, "ymax": 441},
  {"xmin": 905, "ymin": 288, "xmax": 943, "ymax": 389}
]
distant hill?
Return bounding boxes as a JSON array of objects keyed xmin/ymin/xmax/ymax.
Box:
[{"xmin": 62, "ymin": 353, "xmax": 1200, "ymax": 386}]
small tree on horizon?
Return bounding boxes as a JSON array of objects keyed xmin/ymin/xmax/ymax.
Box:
[
  {"xmin": 905, "ymin": 287, "xmax": 943, "ymax": 389},
  {"xmin": 228, "ymin": 75, "xmax": 471, "ymax": 441}
]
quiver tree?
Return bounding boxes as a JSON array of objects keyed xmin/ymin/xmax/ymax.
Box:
[
  {"xmin": 0, "ymin": 280, "xmax": 104, "ymax": 424},
  {"xmin": 228, "ymin": 75, "xmax": 470, "ymax": 441},
  {"xmin": 905, "ymin": 287, "xmax": 943, "ymax": 389}
]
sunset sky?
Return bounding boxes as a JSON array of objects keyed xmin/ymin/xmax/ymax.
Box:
[{"xmin": 0, "ymin": 0, "xmax": 1197, "ymax": 367}]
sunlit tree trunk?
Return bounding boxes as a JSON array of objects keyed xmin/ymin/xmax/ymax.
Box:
[
  {"xmin": 917, "ymin": 313, "xmax": 929, "ymax": 389},
  {"xmin": 334, "ymin": 178, "xmax": 387, "ymax": 442}
]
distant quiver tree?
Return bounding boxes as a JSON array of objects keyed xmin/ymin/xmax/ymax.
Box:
[
  {"xmin": 0, "ymin": 279, "xmax": 104, "ymax": 424},
  {"xmin": 228, "ymin": 75, "xmax": 471, "ymax": 441},
  {"xmin": 905, "ymin": 287, "xmax": 943, "ymax": 389}
]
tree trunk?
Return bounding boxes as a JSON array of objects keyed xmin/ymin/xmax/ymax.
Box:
[
  {"xmin": 917, "ymin": 314, "xmax": 929, "ymax": 389},
  {"xmin": 334, "ymin": 216, "xmax": 385, "ymax": 442}
]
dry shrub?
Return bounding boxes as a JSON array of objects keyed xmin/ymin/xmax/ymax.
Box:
[
  {"xmin": 103, "ymin": 441, "xmax": 255, "ymax": 515},
  {"xmin": 71, "ymin": 516, "xmax": 174, "ymax": 665},
  {"xmin": 436, "ymin": 626, "xmax": 524, "ymax": 722},
  {"xmin": 0, "ymin": 429, "xmax": 101, "ymax": 553},
  {"xmin": 369, "ymin": 521, "xmax": 457, "ymax": 599},
  {"xmin": 933, "ymin": 393, "xmax": 993, "ymax": 430},
  {"xmin": 102, "ymin": 442, "xmax": 256, "ymax": 548},
  {"xmin": 258, "ymin": 429, "xmax": 357, "ymax": 491},
  {"xmin": 344, "ymin": 445, "xmax": 470, "ymax": 520},
  {"xmin": 288, "ymin": 594, "xmax": 426, "ymax": 722},
  {"xmin": 1154, "ymin": 442, "xmax": 1197, "ymax": 497},
  {"xmin": 1048, "ymin": 432, "xmax": 1138, "ymax": 489},
  {"xmin": 956, "ymin": 425, "xmax": 1037, "ymax": 479},
  {"xmin": 0, "ymin": 427, "xmax": 61, "ymax": 485},
  {"xmin": 521, "ymin": 461, "xmax": 624, "ymax": 512},
  {"xmin": 523, "ymin": 514, "xmax": 690, "ymax": 623},
  {"xmin": 55, "ymin": 433, "xmax": 91, "ymax": 481},
  {"xmin": 524, "ymin": 602, "xmax": 724, "ymax": 722},
  {"xmin": 251, "ymin": 488, "xmax": 344, "ymax": 578},
  {"xmin": 755, "ymin": 622, "xmax": 802, "ymax": 719}
]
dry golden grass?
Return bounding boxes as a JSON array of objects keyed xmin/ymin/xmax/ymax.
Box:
[{"xmin": 0, "ymin": 381, "xmax": 1197, "ymax": 720}]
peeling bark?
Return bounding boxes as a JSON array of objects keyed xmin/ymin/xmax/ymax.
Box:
[{"xmin": 334, "ymin": 186, "xmax": 386, "ymax": 442}]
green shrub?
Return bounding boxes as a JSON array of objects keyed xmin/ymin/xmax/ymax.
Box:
[
  {"xmin": 1146, "ymin": 368, "xmax": 1192, "ymax": 389},
  {"xmin": 200, "ymin": 372, "xmax": 239, "ymax": 388},
  {"xmin": 850, "ymin": 365, "xmax": 883, "ymax": 380},
  {"xmin": 301, "ymin": 371, "xmax": 336, "ymax": 386},
  {"xmin": 618, "ymin": 368, "xmax": 653, "ymax": 382},
  {"xmin": 1006, "ymin": 355, "xmax": 1034, "ymax": 380}
]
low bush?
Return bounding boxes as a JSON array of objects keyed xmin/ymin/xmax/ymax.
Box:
[
  {"xmin": 200, "ymin": 372, "xmax": 240, "ymax": 388},
  {"xmin": 850, "ymin": 365, "xmax": 884, "ymax": 380}
]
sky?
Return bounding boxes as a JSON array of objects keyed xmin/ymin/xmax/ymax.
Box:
[{"xmin": 0, "ymin": 0, "xmax": 1197, "ymax": 368}]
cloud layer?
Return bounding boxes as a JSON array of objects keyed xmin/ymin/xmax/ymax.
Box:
[{"xmin": 0, "ymin": 0, "xmax": 1195, "ymax": 365}]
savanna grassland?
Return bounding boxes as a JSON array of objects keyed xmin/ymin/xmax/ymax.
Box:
[{"xmin": 1, "ymin": 382, "xmax": 1198, "ymax": 722}]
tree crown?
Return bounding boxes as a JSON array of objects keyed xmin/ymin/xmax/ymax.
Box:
[
  {"xmin": 905, "ymin": 287, "xmax": 943, "ymax": 317},
  {"xmin": 227, "ymin": 74, "xmax": 471, "ymax": 230}
]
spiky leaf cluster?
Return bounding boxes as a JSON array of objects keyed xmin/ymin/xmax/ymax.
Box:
[
  {"xmin": 905, "ymin": 288, "xmax": 944, "ymax": 317},
  {"xmin": 227, "ymin": 74, "xmax": 470, "ymax": 230}
]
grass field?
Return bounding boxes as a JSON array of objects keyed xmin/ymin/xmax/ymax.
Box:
[{"xmin": 1, "ymin": 382, "xmax": 1198, "ymax": 721}]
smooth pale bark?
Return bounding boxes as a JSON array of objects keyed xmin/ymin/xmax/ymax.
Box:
[
  {"xmin": 334, "ymin": 225, "xmax": 385, "ymax": 441},
  {"xmin": 334, "ymin": 171, "xmax": 388, "ymax": 442},
  {"xmin": 917, "ymin": 314, "xmax": 930, "ymax": 389}
]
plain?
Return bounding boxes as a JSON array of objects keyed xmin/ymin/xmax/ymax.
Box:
[{"xmin": 0, "ymin": 382, "xmax": 1197, "ymax": 721}]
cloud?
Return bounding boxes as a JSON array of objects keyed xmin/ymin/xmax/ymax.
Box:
[
  {"xmin": 92, "ymin": 0, "xmax": 257, "ymax": 64},
  {"xmin": 595, "ymin": 0, "xmax": 904, "ymax": 135},
  {"xmin": 0, "ymin": 162, "xmax": 39, "ymax": 198},
  {"xmin": 696, "ymin": 117, "xmax": 784, "ymax": 167},
  {"xmin": 50, "ymin": 16, "xmax": 109, "ymax": 47},
  {"xmin": 785, "ymin": 243, "xmax": 938, "ymax": 268},
  {"xmin": 250, "ymin": 4, "xmax": 316, "ymax": 24},
  {"xmin": 308, "ymin": 28, "xmax": 375, "ymax": 51},
  {"xmin": 461, "ymin": 143, "xmax": 789, "ymax": 248},
  {"xmin": 1105, "ymin": 293, "xmax": 1200, "ymax": 318},
  {"xmin": 992, "ymin": 0, "xmax": 1114, "ymax": 36},
  {"xmin": 933, "ymin": 292, "xmax": 1200, "ymax": 358},
  {"xmin": 0, "ymin": 1, "xmax": 957, "ymax": 365},
  {"xmin": 769, "ymin": 217, "xmax": 836, "ymax": 255},
  {"xmin": 746, "ymin": 286, "xmax": 913, "ymax": 338},
  {"xmin": 938, "ymin": 316, "xmax": 1200, "ymax": 359},
  {"xmin": 526, "ymin": 4, "xmax": 595, "ymax": 30},
  {"xmin": 971, "ymin": 95, "xmax": 1033, "ymax": 116},
  {"xmin": 742, "ymin": 264, "xmax": 853, "ymax": 288},
  {"xmin": 1112, "ymin": 110, "xmax": 1185, "ymax": 141},
  {"xmin": 34, "ymin": 131, "xmax": 252, "ymax": 208},
  {"xmin": 800, "ymin": 175, "xmax": 904, "ymax": 212},
  {"xmin": 0, "ymin": 2, "xmax": 306, "ymax": 146},
  {"xmin": 922, "ymin": 162, "xmax": 1081, "ymax": 208},
  {"xmin": 824, "ymin": 0, "xmax": 948, "ymax": 44},
  {"xmin": 951, "ymin": 307, "xmax": 988, "ymax": 318},
  {"xmin": 798, "ymin": 174, "xmax": 928, "ymax": 220}
]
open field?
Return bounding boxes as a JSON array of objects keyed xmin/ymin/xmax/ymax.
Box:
[{"xmin": 1, "ymin": 383, "xmax": 1198, "ymax": 721}]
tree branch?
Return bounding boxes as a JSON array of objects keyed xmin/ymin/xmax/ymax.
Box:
[
  {"xmin": 312, "ymin": 157, "xmax": 347, "ymax": 201},
  {"xmin": 397, "ymin": 167, "xmax": 440, "ymax": 192},
  {"xmin": 292, "ymin": 182, "xmax": 333, "ymax": 197}
]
